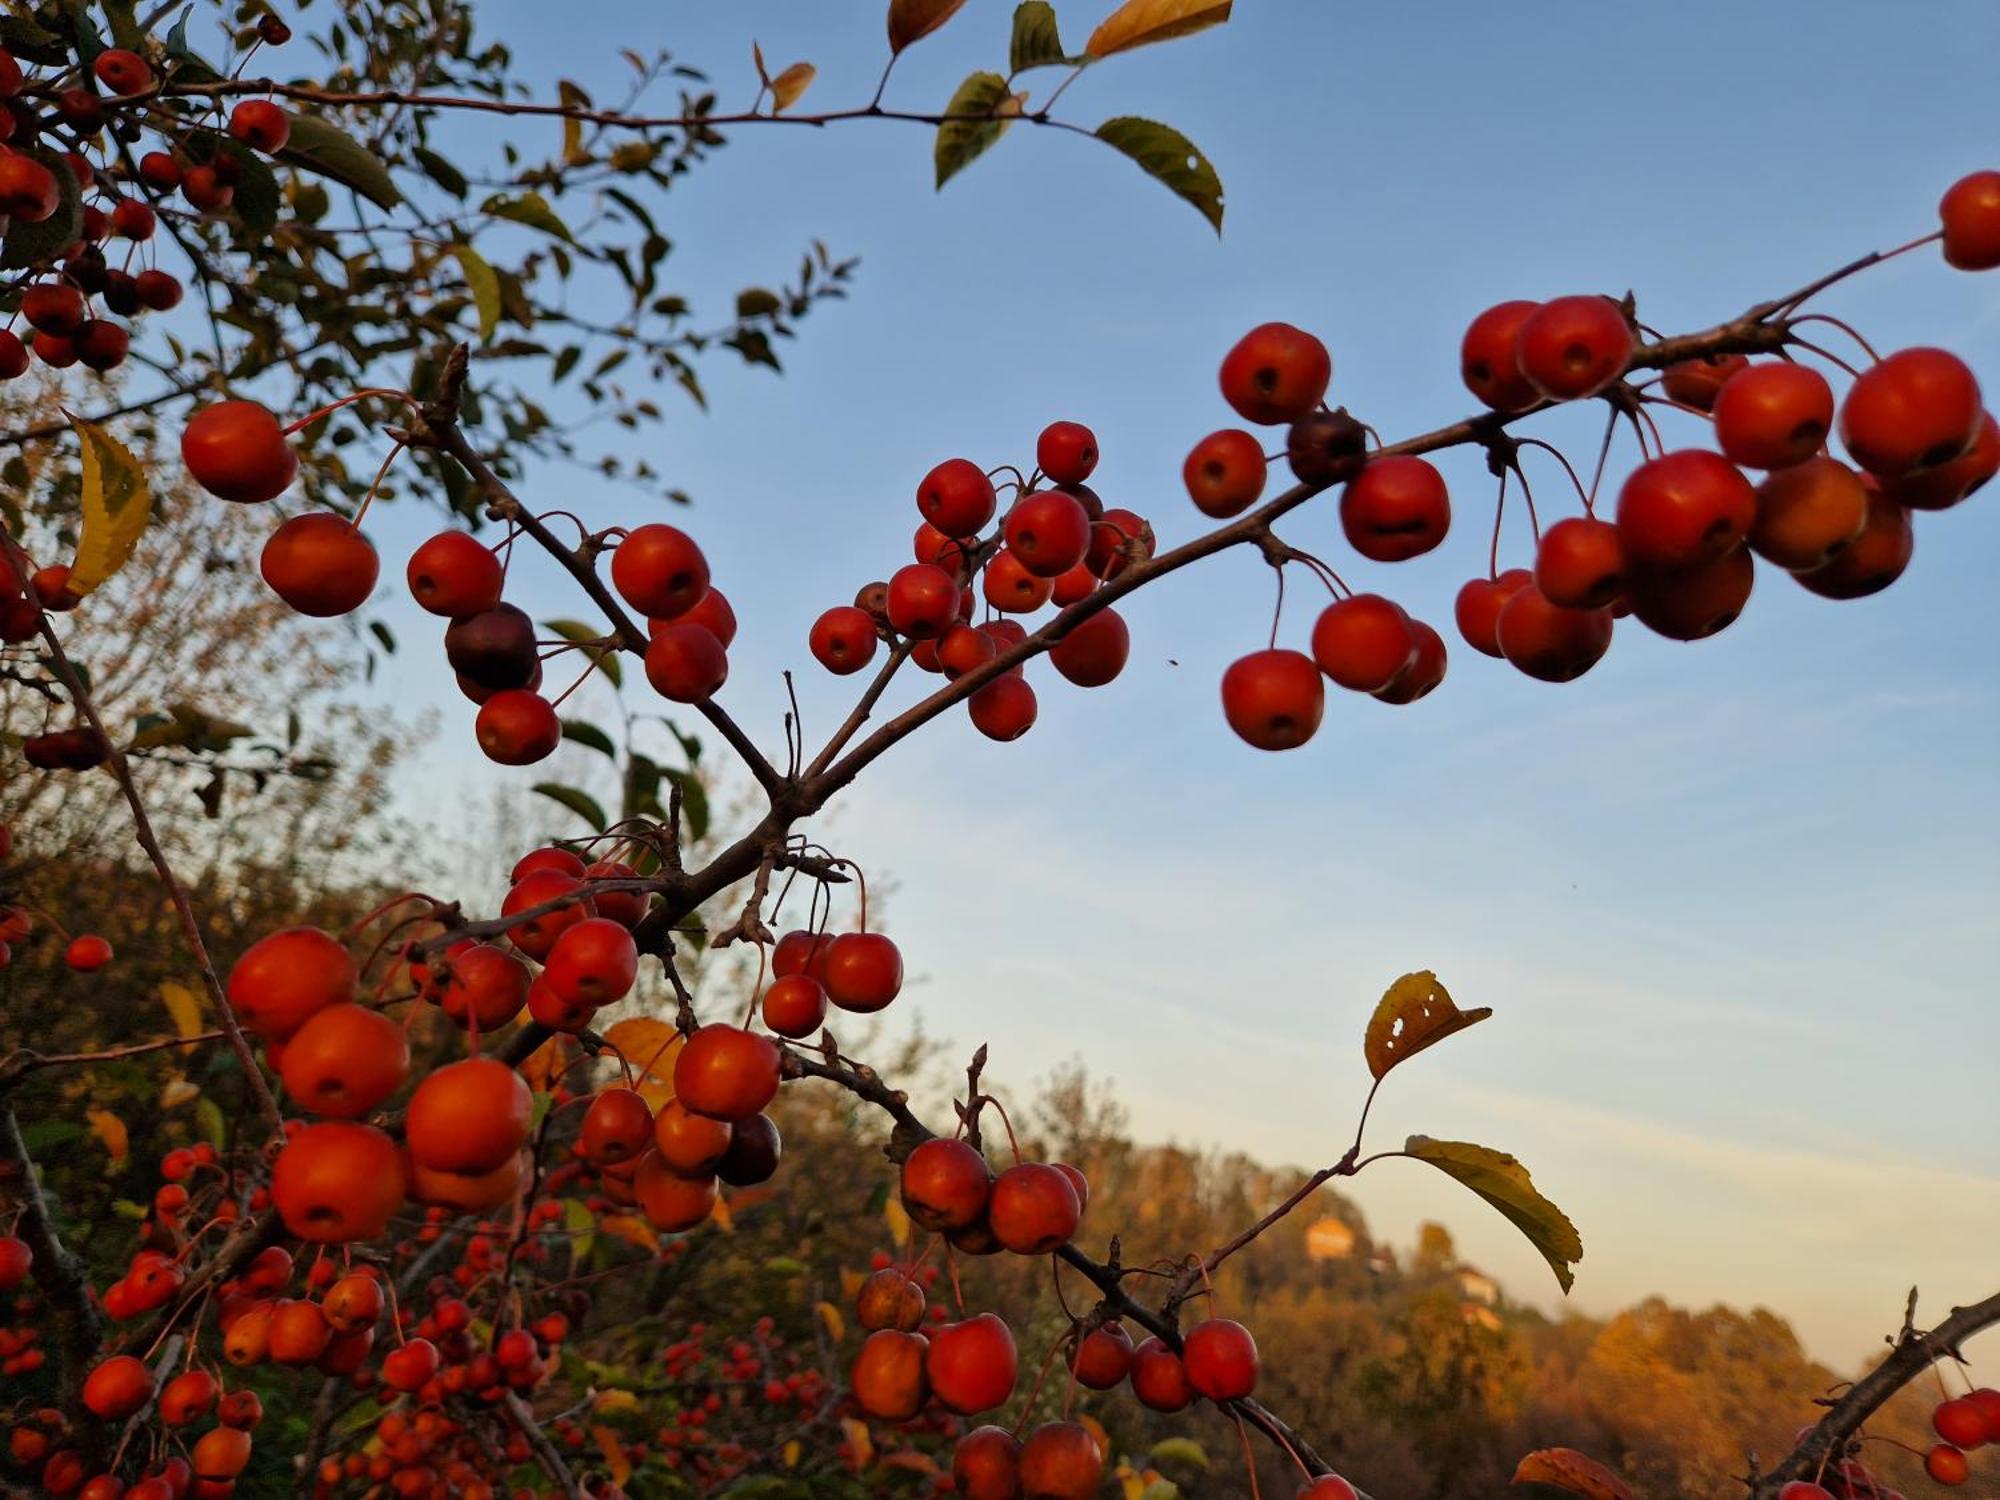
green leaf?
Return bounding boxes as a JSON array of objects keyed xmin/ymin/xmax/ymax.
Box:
[
  {"xmin": 65, "ymin": 413, "xmax": 151, "ymax": 596},
  {"xmin": 934, "ymin": 72, "xmax": 1015, "ymax": 190},
  {"xmin": 1148, "ymin": 1436, "xmax": 1208, "ymax": 1470},
  {"xmin": 194, "ymin": 1096, "xmax": 227, "ymax": 1150},
  {"xmin": 566, "ymin": 1197, "xmax": 595, "ymax": 1270},
  {"xmin": 735, "ymin": 287, "xmax": 782, "ymax": 319},
  {"xmin": 1094, "ymin": 116, "xmax": 1224, "ymax": 232},
  {"xmin": 368, "ymin": 621, "xmax": 395, "ymax": 655},
  {"xmin": 542, "ymin": 618, "xmax": 606, "ymax": 646},
  {"xmin": 560, "ymin": 719, "xmax": 617, "ymax": 758},
  {"xmin": 762, "ymin": 1256, "xmax": 808, "ymax": 1276},
  {"xmin": 276, "ymin": 113, "xmax": 403, "ymax": 210},
  {"xmin": 1010, "ymin": 2, "xmax": 1071, "ymax": 70},
  {"xmin": 219, "ymin": 141, "xmax": 281, "ymax": 232},
  {"xmin": 1, "ymin": 151, "xmax": 82, "ymax": 270},
  {"xmin": 529, "ymin": 1091, "xmax": 554, "ymax": 1132},
  {"xmin": 112, "ymin": 1198, "xmax": 148, "ymax": 1220},
  {"xmin": 1364, "ymin": 970, "xmax": 1491, "ymax": 1082},
  {"xmin": 532, "ymin": 782, "xmax": 608, "ymax": 832},
  {"xmin": 888, "ymin": 0, "xmax": 970, "ymax": 54},
  {"xmin": 1404, "ymin": 1136, "xmax": 1582, "ymax": 1293},
  {"xmin": 413, "ymin": 146, "xmax": 468, "ymax": 198},
  {"xmin": 483, "ymin": 192, "xmax": 575, "ymax": 243},
  {"xmin": 452, "ymin": 244, "xmax": 502, "ymax": 342}
]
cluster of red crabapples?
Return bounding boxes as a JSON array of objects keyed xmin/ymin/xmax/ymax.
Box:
[
  {"xmin": 0, "ymin": 32, "xmax": 298, "ymax": 383},
  {"xmin": 1764, "ymin": 1382, "xmax": 2000, "ymax": 1497}
]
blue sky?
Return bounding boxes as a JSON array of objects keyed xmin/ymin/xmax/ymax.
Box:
[{"xmin": 354, "ymin": 2, "xmax": 2000, "ymax": 1365}]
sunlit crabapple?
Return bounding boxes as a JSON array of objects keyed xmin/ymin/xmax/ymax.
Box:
[
  {"xmin": 927, "ymin": 1312, "xmax": 1018, "ymax": 1415},
  {"xmin": 918, "ymin": 457, "xmax": 997, "ymax": 537},
  {"xmin": 611, "ymin": 523, "xmax": 709, "ymax": 618},
  {"xmin": 1297, "ymin": 1478, "xmax": 1362, "ymax": 1500},
  {"xmin": 1220, "ymin": 321, "xmax": 1332, "ymax": 424},
  {"xmin": 1069, "ymin": 1321, "xmax": 1133, "ymax": 1389},
  {"xmin": 22, "ymin": 283, "xmax": 85, "ymax": 336},
  {"xmin": 1839, "ymin": 346, "xmax": 1983, "ymax": 474},
  {"xmin": 1460, "ymin": 300, "xmax": 1542, "ymax": 412},
  {"xmin": 852, "ymin": 1328, "xmax": 929, "ymax": 1420},
  {"xmin": 471, "ymin": 688, "xmax": 559, "ymax": 765},
  {"xmin": 30, "ymin": 564, "xmax": 78, "ymax": 612},
  {"xmin": 982, "ymin": 548, "xmax": 1053, "ymax": 613},
  {"xmin": 1371, "ymin": 618, "xmax": 1446, "ymax": 704},
  {"xmin": 1184, "ymin": 427, "xmax": 1268, "ymax": 517},
  {"xmin": 1615, "ymin": 449, "xmax": 1757, "ymax": 567},
  {"xmin": 1792, "ymin": 482, "xmax": 1912, "ymax": 599},
  {"xmin": 278, "ymin": 1002, "xmax": 409, "ymax": 1116},
  {"xmin": 1712, "ymin": 361, "xmax": 1835, "ymax": 469},
  {"xmin": 227, "ymin": 925, "xmax": 355, "ymax": 1040},
  {"xmin": 887, "ymin": 562, "xmax": 960, "ymax": 637},
  {"xmin": 1883, "ymin": 409, "xmax": 1999, "ymax": 511},
  {"xmin": 259, "ymin": 513, "xmax": 378, "ymax": 617},
  {"xmin": 577, "ymin": 1088, "xmax": 653, "ymax": 1168},
  {"xmin": 645, "ymin": 620, "xmax": 728, "ymax": 702},
  {"xmin": 761, "ymin": 972, "xmax": 829, "ymax": 1038},
  {"xmin": 1221, "ymin": 648, "xmax": 1322, "ymax": 750},
  {"xmin": 382, "ymin": 1338, "xmax": 440, "ymax": 1392},
  {"xmin": 651, "ymin": 1099, "xmax": 732, "ymax": 1175},
  {"xmin": 1625, "ymin": 545, "xmax": 1755, "ymax": 642},
  {"xmin": 1340, "ymin": 455, "xmax": 1450, "ymax": 561},
  {"xmin": 1932, "ymin": 1395, "xmax": 1987, "ymax": 1447},
  {"xmin": 1310, "ymin": 594, "xmax": 1416, "ymax": 693},
  {"xmin": 1004, "ymin": 488, "xmax": 1091, "ymax": 576},
  {"xmin": 1130, "ymin": 1336, "xmax": 1194, "ymax": 1411},
  {"xmin": 809, "ymin": 604, "xmax": 878, "ymax": 674},
  {"xmin": 1037, "ymin": 420, "xmax": 1098, "ymax": 485},
  {"xmin": 581, "ymin": 858, "xmax": 646, "ymax": 927},
  {"xmin": 407, "ymin": 1057, "xmax": 532, "ymax": 1173},
  {"xmin": 953, "ymin": 1425, "xmax": 1021, "ymax": 1500},
  {"xmin": 181, "ymin": 162, "xmax": 234, "ymax": 213},
  {"xmin": 857, "ymin": 1268, "xmax": 927, "ymax": 1332},
  {"xmin": 1183, "ymin": 1317, "xmax": 1258, "ymax": 1400},
  {"xmin": 901, "ymin": 1137, "xmax": 991, "ymax": 1231},
  {"xmin": 1940, "ymin": 169, "xmax": 2000, "ymax": 270},
  {"xmin": 544, "ymin": 917, "xmax": 638, "ymax": 1007},
  {"xmin": 83, "ymin": 1354, "xmax": 155, "ymax": 1419},
  {"xmin": 1926, "ymin": 1444, "xmax": 1970, "ymax": 1486},
  {"xmin": 1019, "ymin": 1420, "xmax": 1104, "ymax": 1500},
  {"xmin": 936, "ymin": 622, "xmax": 997, "ymax": 679},
  {"xmin": 1750, "ymin": 456, "xmax": 1870, "ymax": 570},
  {"xmin": 1286, "ymin": 406, "xmax": 1367, "ymax": 485},
  {"xmin": 674, "ymin": 1023, "xmax": 780, "ymax": 1121},
  {"xmin": 914, "ymin": 520, "xmax": 972, "ymax": 576},
  {"xmin": 92, "ymin": 48, "xmax": 153, "ymax": 95},
  {"xmin": 229, "ymin": 99, "xmax": 291, "ymax": 152},
  {"xmin": 139, "ymin": 150, "xmax": 182, "ymax": 190},
  {"xmin": 407, "ymin": 530, "xmax": 503, "ymax": 615},
  {"xmin": 0, "ymin": 154, "xmax": 59, "ymax": 222},
  {"xmin": 182, "ymin": 400, "xmax": 298, "ymax": 503},
  {"xmin": 110, "ymin": 198, "xmax": 157, "ymax": 241},
  {"xmin": 1515, "ymin": 294, "xmax": 1634, "ymax": 400},
  {"xmin": 677, "ymin": 586, "xmax": 738, "ymax": 647},
  {"xmin": 158, "ymin": 1369, "xmax": 219, "ymax": 1426},
  {"xmin": 822, "ymin": 931, "xmax": 902, "ymax": 1013},
  {"xmin": 500, "ymin": 869, "xmax": 585, "ymax": 960},
  {"xmin": 968, "ymin": 673, "xmax": 1037, "ymax": 740},
  {"xmin": 136, "ymin": 268, "xmax": 183, "ymax": 311},
  {"xmin": 1496, "ymin": 584, "xmax": 1614, "ymax": 682},
  {"xmin": 1534, "ymin": 515, "xmax": 1627, "ymax": 609},
  {"xmin": 987, "ymin": 1162, "xmax": 1080, "ymax": 1254},
  {"xmin": 772, "ymin": 927, "xmax": 833, "ymax": 980},
  {"xmin": 63, "ymin": 934, "xmax": 112, "ymax": 971},
  {"xmin": 1085, "ymin": 508, "xmax": 1154, "ymax": 580},
  {"xmin": 271, "ymin": 1121, "xmax": 405, "ymax": 1241},
  {"xmin": 1049, "ymin": 606, "xmax": 1130, "ymax": 687},
  {"xmin": 32, "ymin": 331, "xmax": 78, "ymax": 369}
]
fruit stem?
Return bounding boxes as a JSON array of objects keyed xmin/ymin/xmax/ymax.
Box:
[{"xmin": 279, "ymin": 387, "xmax": 417, "ymax": 437}]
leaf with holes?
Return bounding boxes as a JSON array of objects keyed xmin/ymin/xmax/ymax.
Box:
[
  {"xmin": 1011, "ymin": 1, "xmax": 1072, "ymax": 69},
  {"xmin": 452, "ymin": 244, "xmax": 502, "ymax": 343},
  {"xmin": 66, "ymin": 414, "xmax": 152, "ymax": 596},
  {"xmin": 1364, "ymin": 970, "xmax": 1491, "ymax": 1081},
  {"xmin": 1094, "ymin": 117, "xmax": 1224, "ymax": 232},
  {"xmin": 888, "ymin": 0, "xmax": 970, "ymax": 53},
  {"xmin": 1512, "ymin": 1449, "xmax": 1636, "ymax": 1500},
  {"xmin": 1086, "ymin": 0, "xmax": 1231, "ymax": 57},
  {"xmin": 532, "ymin": 782, "xmax": 607, "ymax": 832},
  {"xmin": 935, "ymin": 72, "xmax": 1016, "ymax": 189},
  {"xmin": 1404, "ymin": 1136, "xmax": 1582, "ymax": 1292},
  {"xmin": 277, "ymin": 113, "xmax": 402, "ymax": 209}
]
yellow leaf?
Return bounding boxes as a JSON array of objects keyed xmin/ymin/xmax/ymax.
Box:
[
  {"xmin": 840, "ymin": 1416, "xmax": 873, "ymax": 1469},
  {"xmin": 598, "ymin": 1213, "xmax": 661, "ymax": 1253},
  {"xmin": 1122, "ymin": 1475, "xmax": 1146, "ymax": 1500},
  {"xmin": 517, "ymin": 1035, "xmax": 569, "ymax": 1096},
  {"xmin": 86, "ymin": 1107, "xmax": 128, "ymax": 1163},
  {"xmin": 770, "ymin": 61, "xmax": 816, "ymax": 113},
  {"xmin": 883, "ymin": 1192, "xmax": 910, "ymax": 1248},
  {"xmin": 159, "ymin": 980, "xmax": 203, "ymax": 1040},
  {"xmin": 1364, "ymin": 970, "xmax": 1491, "ymax": 1081},
  {"xmin": 887, "ymin": 0, "xmax": 969, "ymax": 54},
  {"xmin": 839, "ymin": 1267, "xmax": 868, "ymax": 1303},
  {"xmin": 1086, "ymin": 0, "xmax": 1232, "ymax": 58},
  {"xmin": 709, "ymin": 1193, "xmax": 734, "ymax": 1233},
  {"xmin": 65, "ymin": 413, "xmax": 153, "ymax": 596},
  {"xmin": 593, "ymin": 1389, "xmax": 638, "ymax": 1415},
  {"xmin": 816, "ymin": 1300, "xmax": 846, "ymax": 1344},
  {"xmin": 591, "ymin": 1425, "xmax": 632, "ymax": 1486},
  {"xmin": 1512, "ymin": 1447, "xmax": 1636, "ymax": 1500},
  {"xmin": 450, "ymin": 244, "xmax": 501, "ymax": 344},
  {"xmin": 1077, "ymin": 1414, "xmax": 1111, "ymax": 1456},
  {"xmin": 158, "ymin": 1077, "xmax": 199, "ymax": 1110},
  {"xmin": 783, "ymin": 1439, "xmax": 802, "ymax": 1468},
  {"xmin": 1405, "ymin": 1136, "xmax": 1583, "ymax": 1293},
  {"xmin": 601, "ymin": 1017, "xmax": 682, "ymax": 1109}
]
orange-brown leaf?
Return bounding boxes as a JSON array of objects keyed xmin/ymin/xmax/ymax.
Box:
[
  {"xmin": 1512, "ymin": 1447, "xmax": 1636, "ymax": 1500},
  {"xmin": 592, "ymin": 1425, "xmax": 632, "ymax": 1486},
  {"xmin": 1086, "ymin": 0, "xmax": 1231, "ymax": 58},
  {"xmin": 86, "ymin": 1106, "xmax": 128, "ymax": 1163},
  {"xmin": 1364, "ymin": 970, "xmax": 1491, "ymax": 1080},
  {"xmin": 888, "ymin": 0, "xmax": 969, "ymax": 54}
]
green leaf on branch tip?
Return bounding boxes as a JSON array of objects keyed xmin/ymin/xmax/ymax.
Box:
[
  {"xmin": 413, "ymin": 146, "xmax": 469, "ymax": 198},
  {"xmin": 532, "ymin": 782, "xmax": 607, "ymax": 832},
  {"xmin": 1010, "ymin": 2, "xmax": 1073, "ymax": 70},
  {"xmin": 1, "ymin": 151, "xmax": 81, "ymax": 270},
  {"xmin": 934, "ymin": 72, "xmax": 1017, "ymax": 190},
  {"xmin": 1094, "ymin": 116, "xmax": 1224, "ymax": 232},
  {"xmin": 888, "ymin": 0, "xmax": 971, "ymax": 54},
  {"xmin": 1364, "ymin": 970, "xmax": 1491, "ymax": 1081},
  {"xmin": 276, "ymin": 113, "xmax": 402, "ymax": 210},
  {"xmin": 65, "ymin": 413, "xmax": 151, "ymax": 597},
  {"xmin": 483, "ymin": 192, "xmax": 575, "ymax": 243},
  {"xmin": 452, "ymin": 244, "xmax": 502, "ymax": 342},
  {"xmin": 1404, "ymin": 1136, "xmax": 1582, "ymax": 1293},
  {"xmin": 560, "ymin": 719, "xmax": 617, "ymax": 758}
]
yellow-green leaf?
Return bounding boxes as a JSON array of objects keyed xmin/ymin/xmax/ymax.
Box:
[
  {"xmin": 1086, "ymin": 0, "xmax": 1231, "ymax": 57},
  {"xmin": 276, "ymin": 112, "xmax": 402, "ymax": 210},
  {"xmin": 935, "ymin": 72, "xmax": 1014, "ymax": 189},
  {"xmin": 1011, "ymin": 1, "xmax": 1071, "ymax": 70},
  {"xmin": 159, "ymin": 980, "xmax": 203, "ymax": 1039},
  {"xmin": 1512, "ymin": 1448, "xmax": 1636, "ymax": 1500},
  {"xmin": 1405, "ymin": 1136, "xmax": 1582, "ymax": 1293},
  {"xmin": 158, "ymin": 1077, "xmax": 199, "ymax": 1110},
  {"xmin": 482, "ymin": 191, "xmax": 574, "ymax": 243},
  {"xmin": 66, "ymin": 414, "xmax": 151, "ymax": 596},
  {"xmin": 816, "ymin": 1300, "xmax": 846, "ymax": 1344},
  {"xmin": 451, "ymin": 244, "xmax": 501, "ymax": 343},
  {"xmin": 1148, "ymin": 1436, "xmax": 1209, "ymax": 1469},
  {"xmin": 195, "ymin": 1097, "xmax": 227, "ymax": 1149},
  {"xmin": 884, "ymin": 1192, "xmax": 910, "ymax": 1248},
  {"xmin": 1364, "ymin": 970, "xmax": 1492, "ymax": 1081},
  {"xmin": 770, "ymin": 61, "xmax": 817, "ymax": 113},
  {"xmin": 888, "ymin": 0, "xmax": 970, "ymax": 54},
  {"xmin": 566, "ymin": 1196, "xmax": 595, "ymax": 1270},
  {"xmin": 1093, "ymin": 116, "xmax": 1224, "ymax": 232}
]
